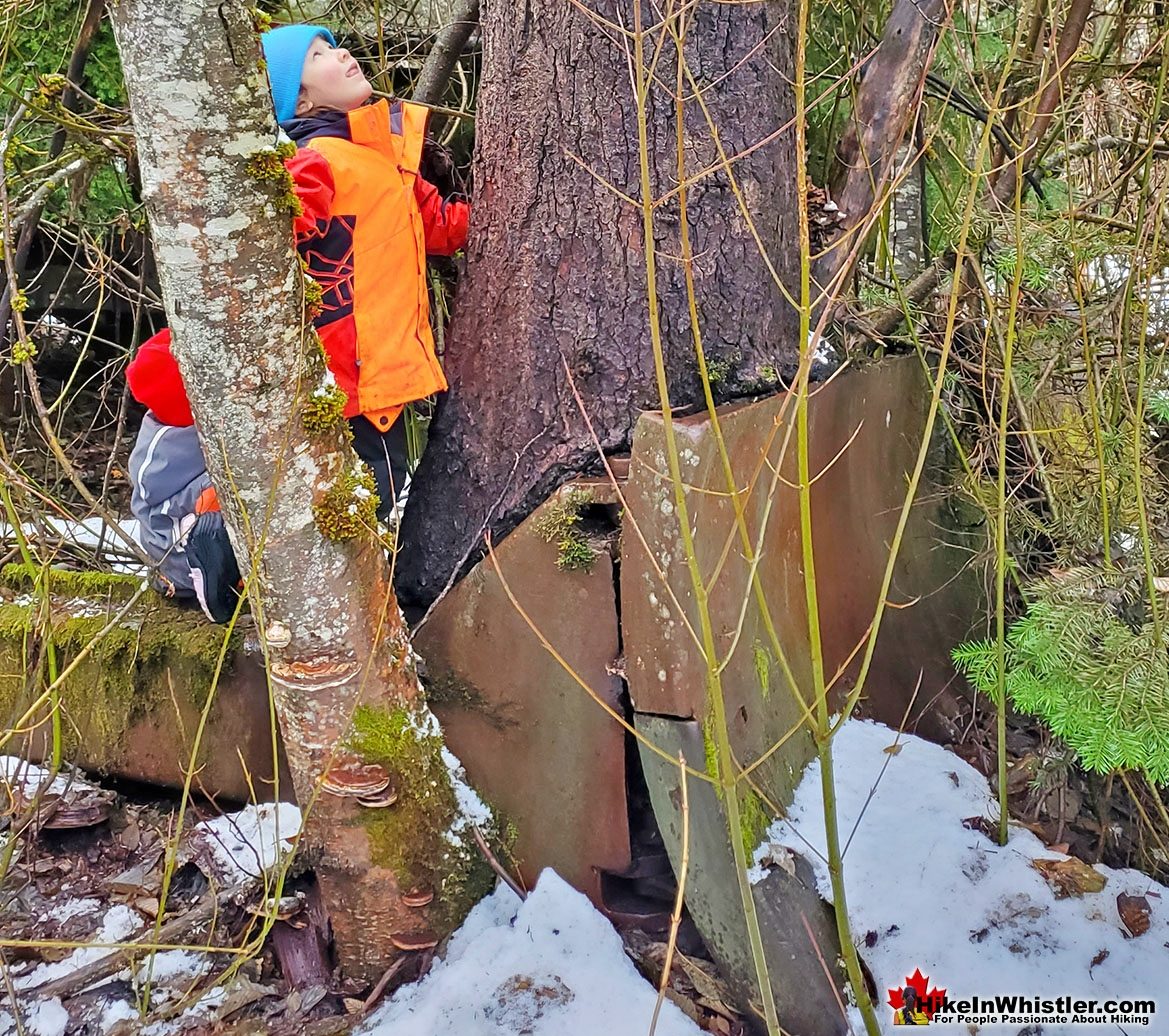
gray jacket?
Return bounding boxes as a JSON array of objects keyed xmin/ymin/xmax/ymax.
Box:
[{"xmin": 128, "ymin": 413, "xmax": 211, "ymax": 597}]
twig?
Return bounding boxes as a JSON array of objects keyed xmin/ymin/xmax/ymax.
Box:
[
  {"xmin": 800, "ymin": 912, "xmax": 850, "ymax": 1026},
  {"xmin": 470, "ymin": 823, "xmax": 527, "ymax": 901},
  {"xmin": 360, "ymin": 956, "xmax": 410, "ymax": 1015},
  {"xmin": 11, "ymin": 157, "xmax": 90, "ymax": 228},
  {"xmin": 648, "ymin": 753, "xmax": 689, "ymax": 1036}
]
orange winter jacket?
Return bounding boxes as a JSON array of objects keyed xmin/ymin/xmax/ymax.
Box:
[{"xmin": 284, "ymin": 99, "xmax": 469, "ymax": 431}]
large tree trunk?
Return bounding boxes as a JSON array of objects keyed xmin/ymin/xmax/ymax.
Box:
[
  {"xmin": 397, "ymin": 0, "xmax": 801, "ymax": 609},
  {"xmin": 111, "ymin": 0, "xmax": 491, "ymax": 983}
]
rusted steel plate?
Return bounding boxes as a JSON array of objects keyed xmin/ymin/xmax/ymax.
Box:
[
  {"xmin": 638, "ymin": 715, "xmax": 849, "ymax": 1036},
  {"xmin": 623, "ymin": 358, "xmax": 980, "ymax": 1022},
  {"xmin": 416, "ymin": 480, "xmax": 631, "ymax": 905},
  {"xmin": 622, "ymin": 355, "xmax": 977, "ymax": 741}
]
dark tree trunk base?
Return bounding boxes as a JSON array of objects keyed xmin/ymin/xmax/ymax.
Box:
[{"xmin": 398, "ymin": 0, "xmax": 801, "ymax": 609}]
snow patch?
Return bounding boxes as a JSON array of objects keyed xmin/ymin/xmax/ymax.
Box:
[
  {"xmin": 47, "ymin": 897, "xmax": 102, "ymax": 924},
  {"xmin": 360, "ymin": 871, "xmax": 703, "ymax": 1036},
  {"xmin": 753, "ymin": 718, "xmax": 1169, "ymax": 1032},
  {"xmin": 24, "ymin": 998, "xmax": 69, "ymax": 1036},
  {"xmin": 190, "ymin": 802, "xmax": 301, "ymax": 881},
  {"xmin": 441, "ymin": 746, "xmax": 493, "ymax": 836},
  {"xmin": 15, "ymin": 904, "xmax": 143, "ymax": 991}
]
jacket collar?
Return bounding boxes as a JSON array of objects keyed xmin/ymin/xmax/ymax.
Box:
[
  {"xmin": 281, "ymin": 108, "xmax": 351, "ymax": 144},
  {"xmin": 281, "ymin": 98, "xmax": 403, "ymax": 147}
]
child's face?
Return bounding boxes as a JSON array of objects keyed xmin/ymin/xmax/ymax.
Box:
[{"xmin": 295, "ymin": 37, "xmax": 372, "ymax": 117}]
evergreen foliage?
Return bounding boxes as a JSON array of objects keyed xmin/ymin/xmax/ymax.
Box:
[{"xmin": 953, "ymin": 568, "xmax": 1169, "ymax": 784}]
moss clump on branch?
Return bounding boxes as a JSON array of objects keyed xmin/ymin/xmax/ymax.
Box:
[
  {"xmin": 698, "ymin": 710, "xmax": 771, "ymax": 854},
  {"xmin": 533, "ymin": 487, "xmax": 598, "ymax": 573},
  {"xmin": 245, "ymin": 142, "xmax": 300, "ymax": 216},
  {"xmin": 302, "ymin": 380, "xmax": 348, "ymax": 434},
  {"xmin": 302, "ymin": 275, "xmax": 325, "ymax": 321},
  {"xmin": 312, "ymin": 465, "xmax": 379, "ymax": 542},
  {"xmin": 348, "ymin": 703, "xmax": 495, "ymax": 929},
  {"xmin": 737, "ymin": 786, "xmax": 771, "ymax": 858},
  {"xmin": 0, "ymin": 564, "xmax": 237, "ymax": 757}
]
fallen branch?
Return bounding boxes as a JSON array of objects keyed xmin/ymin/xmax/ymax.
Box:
[
  {"xmin": 471, "ymin": 823, "xmax": 527, "ymax": 901},
  {"xmin": 839, "ymin": 252, "xmax": 957, "ymax": 344},
  {"xmin": 360, "ymin": 956, "xmax": 410, "ymax": 1015},
  {"xmin": 27, "ymin": 880, "xmax": 254, "ymax": 1003}
]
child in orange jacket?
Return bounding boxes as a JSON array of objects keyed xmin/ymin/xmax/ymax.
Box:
[
  {"xmin": 127, "ymin": 29, "xmax": 467, "ymax": 622},
  {"xmin": 262, "ymin": 24, "xmax": 469, "ymax": 516}
]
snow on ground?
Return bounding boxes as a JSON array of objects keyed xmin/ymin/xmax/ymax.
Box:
[
  {"xmin": 13, "ymin": 904, "xmax": 143, "ymax": 991},
  {"xmin": 753, "ymin": 718, "xmax": 1169, "ymax": 1034},
  {"xmin": 0, "ymin": 757, "xmax": 82, "ymax": 801},
  {"xmin": 361, "ymin": 870, "xmax": 703, "ymax": 1036},
  {"xmin": 0, "ymin": 517, "xmax": 144, "ymax": 572},
  {"xmin": 188, "ymin": 801, "xmax": 301, "ymax": 881},
  {"xmin": 0, "ymin": 802, "xmax": 300, "ymax": 1035}
]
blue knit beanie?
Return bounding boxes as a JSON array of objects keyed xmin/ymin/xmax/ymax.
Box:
[{"xmin": 261, "ymin": 25, "xmax": 337, "ymax": 123}]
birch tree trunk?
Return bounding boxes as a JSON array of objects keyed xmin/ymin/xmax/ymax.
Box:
[{"xmin": 111, "ymin": 0, "xmax": 491, "ymax": 983}]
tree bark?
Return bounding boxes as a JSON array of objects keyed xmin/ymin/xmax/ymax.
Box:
[
  {"xmin": 814, "ymin": 0, "xmax": 948, "ymax": 295},
  {"xmin": 397, "ymin": 0, "xmax": 801, "ymax": 609},
  {"xmin": 110, "ymin": 0, "xmax": 490, "ymax": 984}
]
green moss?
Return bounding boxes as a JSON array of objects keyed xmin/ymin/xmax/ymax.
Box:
[
  {"xmin": 302, "ymin": 275, "xmax": 325, "ymax": 321},
  {"xmin": 250, "ymin": 7, "xmax": 274, "ymax": 31},
  {"xmin": 702, "ymin": 712, "xmax": 719, "ymax": 781},
  {"xmin": 753, "ymin": 642, "xmax": 771, "ymax": 700},
  {"xmin": 0, "ymin": 565, "xmax": 238, "ymax": 760},
  {"xmin": 424, "ymin": 666, "xmax": 489, "ymax": 712},
  {"xmin": 302, "ymin": 380, "xmax": 347, "ymax": 434},
  {"xmin": 705, "ymin": 359, "xmax": 730, "ymax": 385},
  {"xmin": 736, "ymin": 786, "xmax": 771, "ymax": 857},
  {"xmin": 555, "ymin": 535, "xmax": 596, "ymax": 573},
  {"xmin": 348, "ymin": 704, "xmax": 495, "ymax": 930},
  {"xmin": 312, "ymin": 465, "xmax": 379, "ymax": 542},
  {"xmin": 9, "ymin": 336, "xmax": 34, "ymax": 365},
  {"xmin": 533, "ymin": 488, "xmax": 597, "ymax": 573},
  {"xmin": 245, "ymin": 143, "xmax": 301, "ymax": 217},
  {"xmin": 697, "ymin": 707, "xmax": 770, "ymax": 855},
  {"xmin": 37, "ymin": 72, "xmax": 68, "ymax": 100}
]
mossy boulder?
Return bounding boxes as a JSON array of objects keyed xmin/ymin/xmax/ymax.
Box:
[{"xmin": 0, "ymin": 564, "xmax": 240, "ymax": 762}]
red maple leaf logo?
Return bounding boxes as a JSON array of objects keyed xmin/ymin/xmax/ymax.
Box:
[{"xmin": 887, "ymin": 968, "xmax": 947, "ymax": 1020}]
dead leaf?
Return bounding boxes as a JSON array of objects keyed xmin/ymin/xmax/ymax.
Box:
[
  {"xmin": 1152, "ymin": 576, "xmax": 1169, "ymax": 593},
  {"xmin": 1090, "ymin": 949, "xmax": 1109, "ymax": 974},
  {"xmin": 962, "ymin": 816, "xmax": 996, "ymax": 839},
  {"xmin": 883, "ymin": 743, "xmax": 903, "ymax": 756},
  {"xmin": 1117, "ymin": 893, "xmax": 1151, "ymax": 937},
  {"xmin": 754, "ymin": 844, "xmax": 796, "ymax": 879},
  {"xmin": 675, "ymin": 953, "xmax": 732, "ymax": 1005},
  {"xmin": 343, "ymin": 998, "xmax": 366, "ymax": 1016},
  {"xmin": 118, "ymin": 819, "xmax": 140, "ymax": 852},
  {"xmin": 1032, "ymin": 857, "xmax": 1107, "ymax": 898}
]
